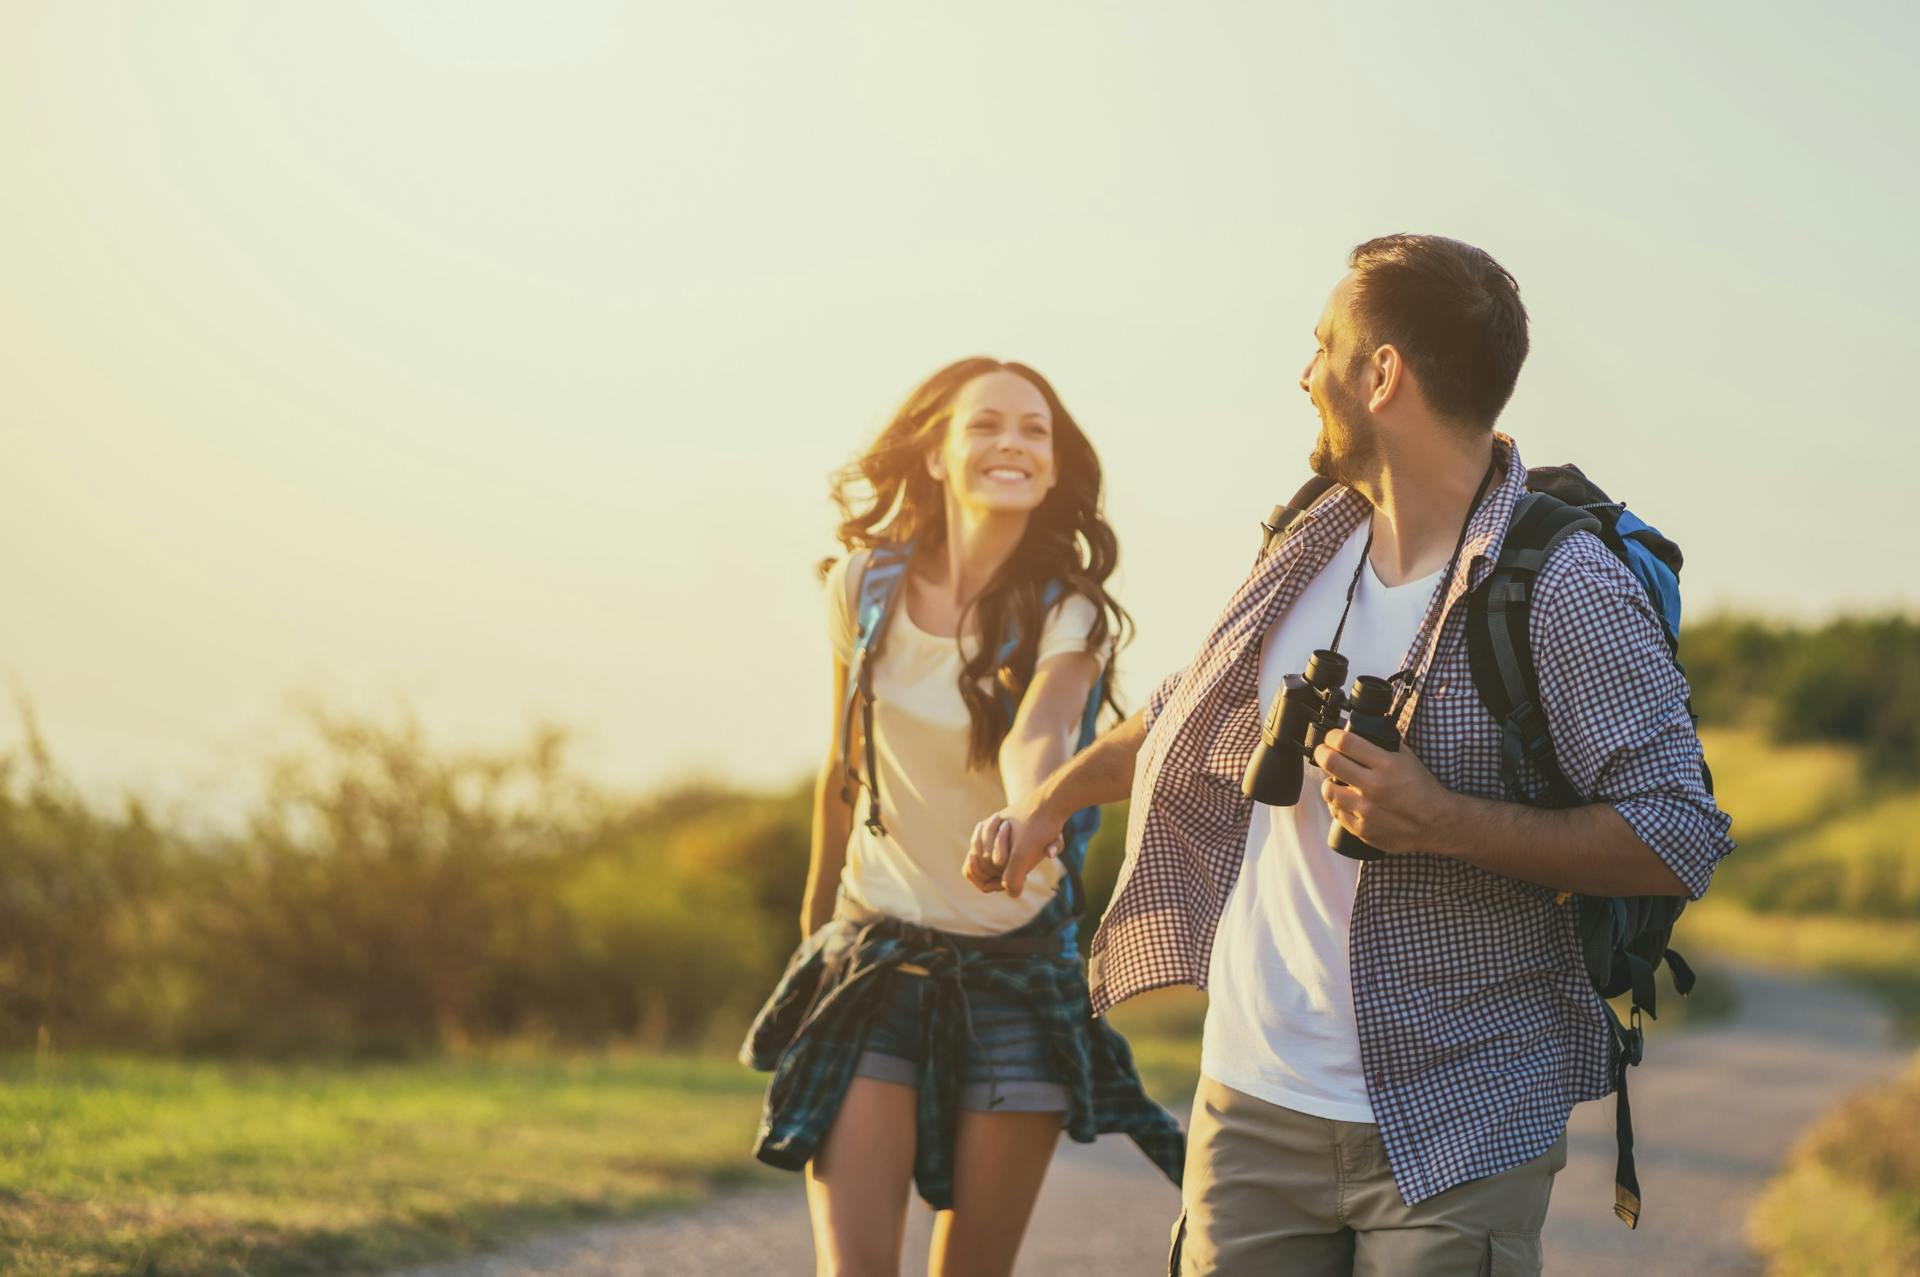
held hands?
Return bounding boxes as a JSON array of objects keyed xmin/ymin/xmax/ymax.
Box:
[
  {"xmin": 964, "ymin": 791, "xmax": 1066, "ymax": 898},
  {"xmin": 1313, "ymin": 728, "xmax": 1461, "ymax": 856}
]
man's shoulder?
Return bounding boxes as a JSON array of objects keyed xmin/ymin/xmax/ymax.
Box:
[
  {"xmin": 1525, "ymin": 529, "xmax": 1666, "ymax": 654},
  {"xmin": 1530, "ymin": 529, "xmax": 1641, "ymax": 608}
]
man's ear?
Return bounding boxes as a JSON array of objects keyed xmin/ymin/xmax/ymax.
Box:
[{"xmin": 1368, "ymin": 344, "xmax": 1405, "ymax": 414}]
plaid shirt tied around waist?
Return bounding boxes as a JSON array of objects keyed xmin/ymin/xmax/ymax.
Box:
[
  {"xmin": 1088, "ymin": 435, "xmax": 1734, "ymax": 1205},
  {"xmin": 742, "ymin": 896, "xmax": 1184, "ymax": 1209}
]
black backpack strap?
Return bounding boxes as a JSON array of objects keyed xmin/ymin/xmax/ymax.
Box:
[
  {"xmin": 1603, "ymin": 1000, "xmax": 1647, "ymax": 1227},
  {"xmin": 1466, "ymin": 492, "xmax": 1602, "ymax": 808},
  {"xmin": 1258, "ymin": 475, "xmax": 1339, "ymax": 561},
  {"xmin": 1472, "ymin": 490, "xmax": 1695, "ymax": 1230}
]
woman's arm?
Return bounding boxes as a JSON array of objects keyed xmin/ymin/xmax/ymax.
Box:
[
  {"xmin": 801, "ymin": 656, "xmax": 855, "ymax": 939},
  {"xmin": 962, "ymin": 649, "xmax": 1100, "ymax": 896},
  {"xmin": 996, "ymin": 650, "xmax": 1101, "ymax": 805}
]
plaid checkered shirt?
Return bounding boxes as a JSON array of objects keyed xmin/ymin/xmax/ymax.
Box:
[
  {"xmin": 743, "ymin": 905, "xmax": 1185, "ymax": 1209},
  {"xmin": 1087, "ymin": 435, "xmax": 1734, "ymax": 1205}
]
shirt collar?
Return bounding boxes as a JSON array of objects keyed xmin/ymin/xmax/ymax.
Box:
[
  {"xmin": 1458, "ymin": 433, "xmax": 1526, "ymax": 592},
  {"xmin": 1280, "ymin": 432, "xmax": 1524, "ymax": 580}
]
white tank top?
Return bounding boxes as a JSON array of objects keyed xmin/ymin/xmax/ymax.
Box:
[{"xmin": 825, "ymin": 551, "xmax": 1109, "ymax": 935}]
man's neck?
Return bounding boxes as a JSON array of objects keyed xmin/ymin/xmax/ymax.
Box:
[{"xmin": 1353, "ymin": 432, "xmax": 1498, "ymax": 587}]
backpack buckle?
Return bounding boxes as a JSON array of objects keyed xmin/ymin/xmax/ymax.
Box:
[
  {"xmin": 1621, "ymin": 1007, "xmax": 1645, "ymax": 1067},
  {"xmin": 1506, "ymin": 702, "xmax": 1551, "ymax": 751}
]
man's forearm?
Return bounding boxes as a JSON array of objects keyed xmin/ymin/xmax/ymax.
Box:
[
  {"xmin": 1432, "ymin": 793, "xmax": 1690, "ymax": 898},
  {"xmin": 1034, "ymin": 709, "xmax": 1147, "ymax": 821}
]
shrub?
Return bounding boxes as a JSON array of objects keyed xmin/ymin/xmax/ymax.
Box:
[{"xmin": 0, "ymin": 715, "xmax": 176, "ymax": 1049}]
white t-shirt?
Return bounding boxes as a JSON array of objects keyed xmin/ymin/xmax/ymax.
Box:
[
  {"xmin": 1201, "ymin": 520, "xmax": 1444, "ymax": 1122},
  {"xmin": 825, "ymin": 550, "xmax": 1110, "ymax": 935}
]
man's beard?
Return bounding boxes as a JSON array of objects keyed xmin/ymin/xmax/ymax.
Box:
[{"xmin": 1307, "ymin": 369, "xmax": 1376, "ymax": 485}]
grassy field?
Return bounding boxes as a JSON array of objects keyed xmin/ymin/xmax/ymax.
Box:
[
  {"xmin": 0, "ymin": 1003, "xmax": 1209, "ymax": 1277},
  {"xmin": 1689, "ymin": 728, "xmax": 1920, "ymax": 1276},
  {"xmin": 0, "ymin": 1051, "xmax": 777, "ymax": 1277},
  {"xmin": 3, "ymin": 726, "xmax": 1906, "ymax": 1277},
  {"xmin": 1681, "ymin": 728, "xmax": 1920, "ymax": 1039}
]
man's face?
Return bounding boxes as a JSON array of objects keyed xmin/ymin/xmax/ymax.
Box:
[{"xmin": 1301, "ymin": 274, "xmax": 1376, "ymax": 483}]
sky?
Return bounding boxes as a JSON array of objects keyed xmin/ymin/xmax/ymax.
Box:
[{"xmin": 4, "ymin": 1, "xmax": 1916, "ymax": 811}]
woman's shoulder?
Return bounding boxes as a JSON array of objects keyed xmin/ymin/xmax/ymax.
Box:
[
  {"xmin": 1036, "ymin": 584, "xmax": 1110, "ymax": 665},
  {"xmin": 1040, "ymin": 581, "xmax": 1102, "ymax": 626},
  {"xmin": 829, "ymin": 542, "xmax": 922, "ymax": 599},
  {"xmin": 822, "ymin": 547, "xmax": 864, "ymax": 593}
]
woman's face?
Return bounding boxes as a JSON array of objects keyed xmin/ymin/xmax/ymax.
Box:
[{"xmin": 927, "ymin": 370, "xmax": 1059, "ymax": 515}]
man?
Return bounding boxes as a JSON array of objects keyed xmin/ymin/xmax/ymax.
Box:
[{"xmin": 964, "ymin": 234, "xmax": 1734, "ymax": 1276}]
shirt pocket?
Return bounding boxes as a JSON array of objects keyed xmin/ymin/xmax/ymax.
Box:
[{"xmin": 1406, "ymin": 683, "xmax": 1504, "ymax": 800}]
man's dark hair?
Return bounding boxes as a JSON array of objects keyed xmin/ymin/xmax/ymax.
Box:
[{"xmin": 1345, "ymin": 234, "xmax": 1529, "ymax": 429}]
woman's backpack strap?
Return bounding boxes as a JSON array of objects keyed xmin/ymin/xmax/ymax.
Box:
[
  {"xmin": 844, "ymin": 552, "xmax": 1106, "ymax": 918},
  {"xmin": 839, "ymin": 541, "xmax": 914, "ymax": 834}
]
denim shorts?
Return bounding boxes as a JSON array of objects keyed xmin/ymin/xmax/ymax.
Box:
[{"xmin": 854, "ymin": 967, "xmax": 1069, "ymax": 1113}]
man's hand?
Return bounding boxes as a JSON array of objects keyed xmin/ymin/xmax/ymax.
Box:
[
  {"xmin": 1313, "ymin": 728, "xmax": 1462, "ymax": 855},
  {"xmin": 964, "ymin": 791, "xmax": 1066, "ymax": 898}
]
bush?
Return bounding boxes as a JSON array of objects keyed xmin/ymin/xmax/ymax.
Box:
[
  {"xmin": 180, "ymin": 713, "xmax": 591, "ymax": 1055},
  {"xmin": 1753, "ymin": 1059, "xmax": 1920, "ymax": 1276},
  {"xmin": 1684, "ymin": 613, "xmax": 1920, "ymax": 777},
  {"xmin": 1681, "ymin": 615, "xmax": 1788, "ymax": 725},
  {"xmin": 0, "ymin": 707, "xmax": 815, "ymax": 1057},
  {"xmin": 0, "ymin": 714, "xmax": 177, "ymax": 1049},
  {"xmin": 2, "ymin": 601, "xmax": 1914, "ymax": 1059}
]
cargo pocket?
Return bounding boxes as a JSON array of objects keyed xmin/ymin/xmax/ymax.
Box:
[
  {"xmin": 1487, "ymin": 1229, "xmax": 1542, "ymax": 1276},
  {"xmin": 1166, "ymin": 1208, "xmax": 1187, "ymax": 1276}
]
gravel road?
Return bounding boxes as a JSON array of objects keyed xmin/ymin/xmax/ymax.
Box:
[{"xmin": 404, "ymin": 962, "xmax": 1906, "ymax": 1276}]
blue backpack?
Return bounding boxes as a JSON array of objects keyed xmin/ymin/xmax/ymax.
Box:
[
  {"xmin": 836, "ymin": 540, "xmax": 1106, "ymax": 919},
  {"xmin": 1264, "ymin": 463, "xmax": 1706, "ymax": 1228}
]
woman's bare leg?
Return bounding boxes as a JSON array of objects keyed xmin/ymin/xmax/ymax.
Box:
[
  {"xmin": 928, "ymin": 1109, "xmax": 1061, "ymax": 1277},
  {"xmin": 805, "ymin": 1076, "xmax": 919, "ymax": 1277}
]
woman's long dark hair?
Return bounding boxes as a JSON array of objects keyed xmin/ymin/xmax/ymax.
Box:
[{"xmin": 827, "ymin": 357, "xmax": 1131, "ymax": 770}]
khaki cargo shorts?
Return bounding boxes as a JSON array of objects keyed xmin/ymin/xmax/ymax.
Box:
[{"xmin": 1171, "ymin": 1076, "xmax": 1565, "ymax": 1276}]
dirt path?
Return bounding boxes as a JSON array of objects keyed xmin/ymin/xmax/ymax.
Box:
[{"xmin": 405, "ymin": 963, "xmax": 1905, "ymax": 1276}]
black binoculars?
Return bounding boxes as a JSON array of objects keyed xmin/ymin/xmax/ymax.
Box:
[{"xmin": 1240, "ymin": 649, "xmax": 1401, "ymax": 861}]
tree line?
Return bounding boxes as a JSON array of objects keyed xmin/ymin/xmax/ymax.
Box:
[{"xmin": 2, "ymin": 612, "xmax": 1914, "ymax": 1057}]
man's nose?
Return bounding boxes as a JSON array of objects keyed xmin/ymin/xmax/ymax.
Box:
[{"xmin": 1299, "ymin": 354, "xmax": 1316, "ymax": 393}]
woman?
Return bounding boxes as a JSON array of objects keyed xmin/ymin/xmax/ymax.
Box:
[{"xmin": 742, "ymin": 357, "xmax": 1183, "ymax": 1276}]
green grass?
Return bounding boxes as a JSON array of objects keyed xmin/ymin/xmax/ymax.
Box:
[
  {"xmin": 0, "ymin": 1050, "xmax": 774, "ymax": 1277},
  {"xmin": 1107, "ymin": 987, "xmax": 1207, "ymax": 1105},
  {"xmin": 1679, "ymin": 728, "xmax": 1920, "ymax": 1040},
  {"xmin": 0, "ymin": 1014, "xmax": 1215, "ymax": 1277},
  {"xmin": 1700, "ymin": 727, "xmax": 1920, "ymax": 919},
  {"xmin": 1683, "ymin": 901, "xmax": 1920, "ymax": 1040},
  {"xmin": 1688, "ymin": 728, "xmax": 1920, "ymax": 1275}
]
